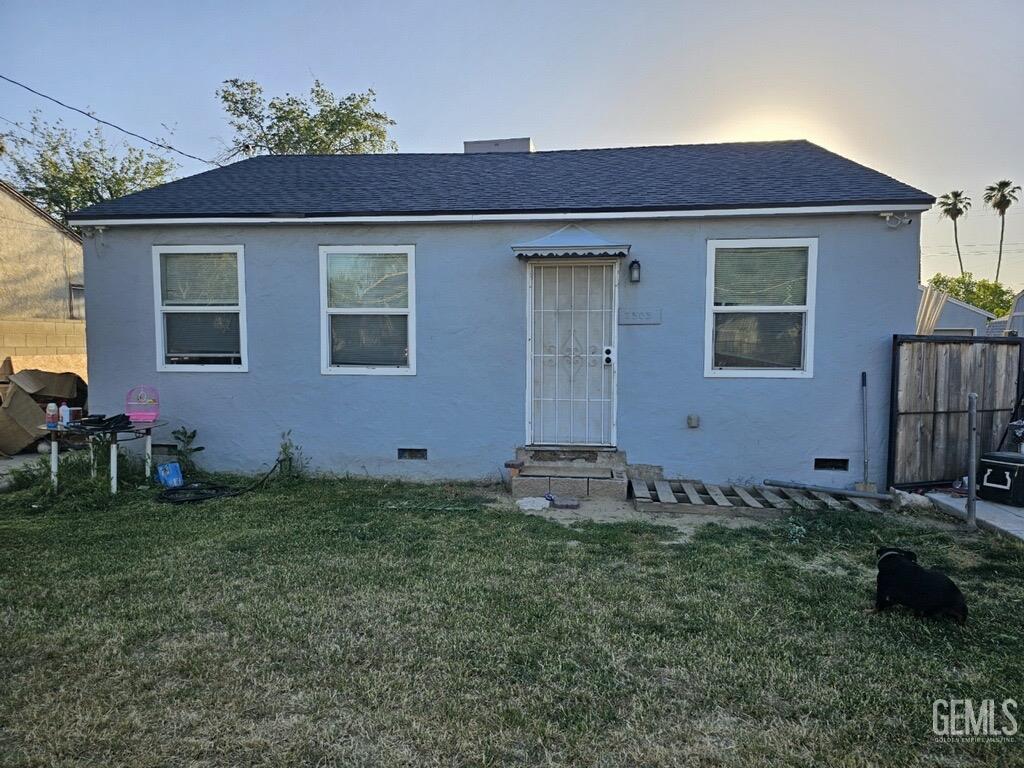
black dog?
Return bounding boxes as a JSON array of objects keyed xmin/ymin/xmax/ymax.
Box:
[{"xmin": 874, "ymin": 547, "xmax": 968, "ymax": 625}]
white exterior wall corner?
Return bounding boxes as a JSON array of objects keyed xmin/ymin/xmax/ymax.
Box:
[{"xmin": 82, "ymin": 214, "xmax": 921, "ymax": 486}]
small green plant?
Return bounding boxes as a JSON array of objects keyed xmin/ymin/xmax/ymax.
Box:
[
  {"xmin": 276, "ymin": 430, "xmax": 308, "ymax": 480},
  {"xmin": 171, "ymin": 427, "xmax": 204, "ymax": 476},
  {"xmin": 783, "ymin": 517, "xmax": 808, "ymax": 545}
]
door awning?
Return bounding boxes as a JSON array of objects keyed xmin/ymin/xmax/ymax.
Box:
[{"xmin": 511, "ymin": 224, "xmax": 631, "ymax": 259}]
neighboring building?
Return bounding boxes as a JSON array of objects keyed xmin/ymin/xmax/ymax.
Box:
[
  {"xmin": 920, "ymin": 286, "xmax": 996, "ymax": 336},
  {"xmin": 0, "ymin": 179, "xmax": 86, "ymax": 377},
  {"xmin": 985, "ymin": 290, "xmax": 1024, "ymax": 336},
  {"xmin": 68, "ymin": 140, "xmax": 933, "ymax": 488}
]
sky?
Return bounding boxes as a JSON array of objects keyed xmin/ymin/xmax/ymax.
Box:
[{"xmin": 2, "ymin": 0, "xmax": 1022, "ymax": 284}]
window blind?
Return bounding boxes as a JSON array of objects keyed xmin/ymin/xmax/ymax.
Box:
[
  {"xmin": 161, "ymin": 252, "xmax": 239, "ymax": 306},
  {"xmin": 327, "ymin": 253, "xmax": 408, "ymax": 309},
  {"xmin": 165, "ymin": 313, "xmax": 241, "ymax": 356},
  {"xmin": 330, "ymin": 315, "xmax": 408, "ymax": 367},
  {"xmin": 713, "ymin": 312, "xmax": 804, "ymax": 369},
  {"xmin": 714, "ymin": 247, "xmax": 807, "ymax": 306}
]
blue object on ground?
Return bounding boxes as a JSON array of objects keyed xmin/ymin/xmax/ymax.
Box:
[{"xmin": 156, "ymin": 462, "xmax": 184, "ymax": 488}]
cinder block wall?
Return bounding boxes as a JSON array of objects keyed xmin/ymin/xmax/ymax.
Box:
[{"xmin": 0, "ymin": 317, "xmax": 86, "ymax": 358}]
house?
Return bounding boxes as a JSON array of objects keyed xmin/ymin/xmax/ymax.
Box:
[
  {"xmin": 67, "ymin": 139, "xmax": 933, "ymax": 492},
  {"xmin": 985, "ymin": 290, "xmax": 1024, "ymax": 336},
  {"xmin": 0, "ymin": 179, "xmax": 86, "ymax": 377},
  {"xmin": 920, "ymin": 286, "xmax": 996, "ymax": 336}
]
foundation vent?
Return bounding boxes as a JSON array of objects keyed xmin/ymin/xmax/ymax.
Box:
[
  {"xmin": 814, "ymin": 458, "xmax": 849, "ymax": 471},
  {"xmin": 398, "ymin": 448, "xmax": 428, "ymax": 460}
]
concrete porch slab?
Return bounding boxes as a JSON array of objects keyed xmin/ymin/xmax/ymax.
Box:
[{"xmin": 927, "ymin": 491, "xmax": 1024, "ymax": 542}]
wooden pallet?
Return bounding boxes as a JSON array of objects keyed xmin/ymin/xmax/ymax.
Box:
[{"xmin": 629, "ymin": 479, "xmax": 886, "ymax": 514}]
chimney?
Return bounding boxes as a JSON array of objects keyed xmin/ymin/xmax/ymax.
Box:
[{"xmin": 463, "ymin": 137, "xmax": 535, "ymax": 154}]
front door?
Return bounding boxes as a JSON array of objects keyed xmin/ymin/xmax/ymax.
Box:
[{"xmin": 527, "ymin": 261, "xmax": 618, "ymax": 446}]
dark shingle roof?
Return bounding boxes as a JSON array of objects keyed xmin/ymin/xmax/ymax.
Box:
[{"xmin": 68, "ymin": 140, "xmax": 932, "ymax": 221}]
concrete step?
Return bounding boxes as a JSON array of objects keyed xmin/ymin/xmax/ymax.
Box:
[
  {"xmin": 520, "ymin": 464, "xmax": 612, "ymax": 479},
  {"xmin": 515, "ymin": 446, "xmax": 627, "ymax": 469},
  {"xmin": 511, "ymin": 466, "xmax": 628, "ymax": 500}
]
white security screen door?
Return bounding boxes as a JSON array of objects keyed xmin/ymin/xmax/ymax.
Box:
[{"xmin": 528, "ymin": 262, "xmax": 618, "ymax": 445}]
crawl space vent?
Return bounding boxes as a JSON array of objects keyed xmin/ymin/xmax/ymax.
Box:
[
  {"xmin": 814, "ymin": 458, "xmax": 849, "ymax": 471},
  {"xmin": 398, "ymin": 448, "xmax": 428, "ymax": 460}
]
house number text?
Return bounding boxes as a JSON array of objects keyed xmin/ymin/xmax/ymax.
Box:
[{"xmin": 618, "ymin": 309, "xmax": 662, "ymax": 325}]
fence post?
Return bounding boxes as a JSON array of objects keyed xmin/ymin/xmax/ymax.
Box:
[{"xmin": 967, "ymin": 392, "xmax": 978, "ymax": 531}]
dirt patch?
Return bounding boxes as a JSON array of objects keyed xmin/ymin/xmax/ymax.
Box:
[{"xmin": 489, "ymin": 491, "xmax": 768, "ymax": 542}]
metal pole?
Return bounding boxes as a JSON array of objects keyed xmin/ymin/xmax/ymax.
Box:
[
  {"xmin": 861, "ymin": 371, "xmax": 870, "ymax": 485},
  {"xmin": 763, "ymin": 479, "xmax": 892, "ymax": 501},
  {"xmin": 967, "ymin": 392, "xmax": 978, "ymax": 530},
  {"xmin": 109, "ymin": 434, "xmax": 118, "ymax": 495},
  {"xmin": 50, "ymin": 436, "xmax": 58, "ymax": 490}
]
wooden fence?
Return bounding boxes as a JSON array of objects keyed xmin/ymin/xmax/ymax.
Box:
[{"xmin": 887, "ymin": 335, "xmax": 1024, "ymax": 488}]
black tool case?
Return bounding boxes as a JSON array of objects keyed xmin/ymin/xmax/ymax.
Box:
[{"xmin": 977, "ymin": 451, "xmax": 1024, "ymax": 506}]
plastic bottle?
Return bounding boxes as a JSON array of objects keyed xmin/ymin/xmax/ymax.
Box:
[
  {"xmin": 45, "ymin": 402, "xmax": 59, "ymax": 429},
  {"xmin": 58, "ymin": 402, "xmax": 70, "ymax": 425}
]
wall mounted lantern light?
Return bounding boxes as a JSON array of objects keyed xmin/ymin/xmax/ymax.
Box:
[{"xmin": 628, "ymin": 259, "xmax": 641, "ymax": 283}]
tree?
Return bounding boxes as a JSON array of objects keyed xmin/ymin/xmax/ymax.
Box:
[
  {"xmin": 0, "ymin": 113, "xmax": 175, "ymax": 224},
  {"xmin": 928, "ymin": 272, "xmax": 1015, "ymax": 317},
  {"xmin": 217, "ymin": 79, "xmax": 396, "ymax": 159},
  {"xmin": 936, "ymin": 190, "xmax": 971, "ymax": 275},
  {"xmin": 983, "ymin": 179, "xmax": 1021, "ymax": 283}
]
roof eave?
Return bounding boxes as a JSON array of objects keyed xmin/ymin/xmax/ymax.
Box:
[{"xmin": 68, "ymin": 199, "xmax": 934, "ymax": 226}]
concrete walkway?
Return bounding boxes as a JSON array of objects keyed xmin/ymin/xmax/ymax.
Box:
[{"xmin": 927, "ymin": 491, "xmax": 1024, "ymax": 542}]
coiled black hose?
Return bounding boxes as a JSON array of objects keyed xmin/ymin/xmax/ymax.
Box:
[{"xmin": 156, "ymin": 458, "xmax": 283, "ymax": 504}]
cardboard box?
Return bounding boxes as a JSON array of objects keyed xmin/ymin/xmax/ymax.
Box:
[
  {"xmin": 0, "ymin": 381, "xmax": 44, "ymax": 456},
  {"xmin": 7, "ymin": 369, "xmax": 81, "ymax": 400}
]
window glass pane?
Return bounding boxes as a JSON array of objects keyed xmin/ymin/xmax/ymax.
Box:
[
  {"xmin": 330, "ymin": 314, "xmax": 408, "ymax": 367},
  {"xmin": 327, "ymin": 253, "xmax": 408, "ymax": 309},
  {"xmin": 714, "ymin": 247, "xmax": 807, "ymax": 306},
  {"xmin": 161, "ymin": 252, "xmax": 239, "ymax": 306},
  {"xmin": 165, "ymin": 312, "xmax": 241, "ymax": 363},
  {"xmin": 714, "ymin": 312, "xmax": 804, "ymax": 369},
  {"xmin": 70, "ymin": 285, "xmax": 85, "ymax": 319}
]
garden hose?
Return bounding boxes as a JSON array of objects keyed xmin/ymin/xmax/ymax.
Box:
[{"xmin": 156, "ymin": 458, "xmax": 284, "ymax": 504}]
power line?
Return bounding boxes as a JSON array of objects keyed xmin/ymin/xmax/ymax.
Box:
[
  {"xmin": 0, "ymin": 113, "xmax": 48, "ymax": 151},
  {"xmin": 923, "ymin": 208, "xmax": 1024, "ymax": 217},
  {"xmin": 0, "ymin": 73, "xmax": 219, "ymax": 167}
]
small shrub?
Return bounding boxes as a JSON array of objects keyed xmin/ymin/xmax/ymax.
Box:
[
  {"xmin": 171, "ymin": 427, "xmax": 204, "ymax": 476},
  {"xmin": 276, "ymin": 430, "xmax": 308, "ymax": 481},
  {"xmin": 783, "ymin": 517, "xmax": 808, "ymax": 545}
]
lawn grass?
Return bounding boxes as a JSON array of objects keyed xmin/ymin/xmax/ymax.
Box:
[{"xmin": 2, "ymin": 457, "xmax": 1023, "ymax": 766}]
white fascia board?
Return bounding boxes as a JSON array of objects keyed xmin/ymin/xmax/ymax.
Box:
[{"xmin": 68, "ymin": 202, "xmax": 932, "ymax": 227}]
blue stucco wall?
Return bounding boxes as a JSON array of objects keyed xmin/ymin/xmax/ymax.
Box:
[{"xmin": 83, "ymin": 214, "xmax": 922, "ymax": 487}]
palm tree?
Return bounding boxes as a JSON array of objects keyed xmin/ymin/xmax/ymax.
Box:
[
  {"xmin": 936, "ymin": 190, "xmax": 971, "ymax": 275},
  {"xmin": 984, "ymin": 180, "xmax": 1022, "ymax": 282}
]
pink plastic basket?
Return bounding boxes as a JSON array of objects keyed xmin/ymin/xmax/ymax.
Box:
[{"xmin": 126, "ymin": 385, "xmax": 160, "ymax": 423}]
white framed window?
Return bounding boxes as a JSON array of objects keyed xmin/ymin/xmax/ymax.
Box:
[
  {"xmin": 152, "ymin": 245, "xmax": 247, "ymax": 372},
  {"xmin": 319, "ymin": 245, "xmax": 416, "ymax": 375},
  {"xmin": 705, "ymin": 238, "xmax": 817, "ymax": 378}
]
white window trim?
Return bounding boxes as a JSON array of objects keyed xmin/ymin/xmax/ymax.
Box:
[
  {"xmin": 151, "ymin": 245, "xmax": 248, "ymax": 373},
  {"xmin": 933, "ymin": 328, "xmax": 976, "ymax": 337},
  {"xmin": 319, "ymin": 245, "xmax": 416, "ymax": 376},
  {"xmin": 704, "ymin": 237, "xmax": 817, "ymax": 379}
]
